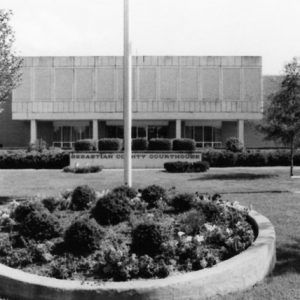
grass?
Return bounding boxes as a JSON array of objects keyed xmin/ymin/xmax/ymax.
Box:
[{"xmin": 0, "ymin": 166, "xmax": 300, "ymax": 299}]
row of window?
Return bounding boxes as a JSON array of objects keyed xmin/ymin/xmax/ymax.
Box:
[{"xmin": 52, "ymin": 125, "xmax": 222, "ymax": 149}]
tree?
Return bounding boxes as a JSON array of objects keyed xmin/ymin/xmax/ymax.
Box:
[
  {"xmin": 259, "ymin": 57, "xmax": 300, "ymax": 176},
  {"xmin": 0, "ymin": 10, "xmax": 22, "ymax": 105}
]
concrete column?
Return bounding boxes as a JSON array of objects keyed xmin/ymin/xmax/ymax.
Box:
[
  {"xmin": 176, "ymin": 119, "xmax": 182, "ymax": 139},
  {"xmin": 238, "ymin": 120, "xmax": 244, "ymax": 145},
  {"xmin": 92, "ymin": 120, "xmax": 98, "ymax": 140},
  {"xmin": 30, "ymin": 120, "xmax": 37, "ymax": 144}
]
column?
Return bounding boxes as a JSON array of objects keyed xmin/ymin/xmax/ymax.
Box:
[
  {"xmin": 30, "ymin": 120, "xmax": 37, "ymax": 144},
  {"xmin": 92, "ymin": 120, "xmax": 98, "ymax": 140},
  {"xmin": 238, "ymin": 120, "xmax": 244, "ymax": 144},
  {"xmin": 176, "ymin": 119, "xmax": 182, "ymax": 139}
]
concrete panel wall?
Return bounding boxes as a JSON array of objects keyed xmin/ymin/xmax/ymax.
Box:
[
  {"xmin": 223, "ymin": 68, "xmax": 240, "ymax": 101},
  {"xmin": 13, "ymin": 56, "xmax": 262, "ymax": 120}
]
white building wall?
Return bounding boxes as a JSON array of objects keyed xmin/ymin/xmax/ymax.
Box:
[{"xmin": 12, "ymin": 56, "xmax": 262, "ymax": 121}]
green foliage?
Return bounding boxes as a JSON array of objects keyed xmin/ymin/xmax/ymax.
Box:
[
  {"xmin": 12, "ymin": 201, "xmax": 45, "ymax": 223},
  {"xmin": 112, "ymin": 185, "xmax": 138, "ymax": 199},
  {"xmin": 0, "ymin": 150, "xmax": 69, "ymax": 169},
  {"xmin": 259, "ymin": 58, "xmax": 300, "ymax": 175},
  {"xmin": 148, "ymin": 139, "xmax": 172, "ymax": 151},
  {"xmin": 92, "ymin": 193, "xmax": 132, "ymax": 225},
  {"xmin": 164, "ymin": 161, "xmax": 209, "ymax": 173},
  {"xmin": 132, "ymin": 138, "xmax": 148, "ymax": 151},
  {"xmin": 74, "ymin": 139, "xmax": 97, "ymax": 151},
  {"xmin": 20, "ymin": 210, "xmax": 61, "ymax": 241},
  {"xmin": 171, "ymin": 193, "xmax": 195, "ymax": 213},
  {"xmin": 0, "ymin": 10, "xmax": 22, "ymax": 105},
  {"xmin": 177, "ymin": 209, "xmax": 207, "ymax": 235},
  {"xmin": 141, "ymin": 184, "xmax": 166, "ymax": 208},
  {"xmin": 28, "ymin": 138, "xmax": 48, "ymax": 152},
  {"xmin": 98, "ymin": 138, "xmax": 123, "ymax": 151},
  {"xmin": 172, "ymin": 139, "xmax": 196, "ymax": 151},
  {"xmin": 225, "ymin": 137, "xmax": 244, "ymax": 152},
  {"xmin": 63, "ymin": 165, "xmax": 102, "ymax": 174},
  {"xmin": 42, "ymin": 197, "xmax": 59, "ymax": 213},
  {"xmin": 64, "ymin": 217, "xmax": 103, "ymax": 255},
  {"xmin": 131, "ymin": 223, "xmax": 166, "ymax": 257},
  {"xmin": 71, "ymin": 185, "xmax": 96, "ymax": 211}
]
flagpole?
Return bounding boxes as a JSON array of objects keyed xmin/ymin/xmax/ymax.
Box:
[{"xmin": 123, "ymin": 0, "xmax": 132, "ymax": 186}]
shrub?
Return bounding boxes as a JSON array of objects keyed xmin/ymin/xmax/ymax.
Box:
[
  {"xmin": 20, "ymin": 210, "xmax": 61, "ymax": 241},
  {"xmin": 225, "ymin": 137, "xmax": 244, "ymax": 152},
  {"xmin": 164, "ymin": 161, "xmax": 209, "ymax": 173},
  {"xmin": 148, "ymin": 139, "xmax": 172, "ymax": 151},
  {"xmin": 42, "ymin": 197, "xmax": 59, "ymax": 213},
  {"xmin": 92, "ymin": 193, "xmax": 132, "ymax": 225},
  {"xmin": 132, "ymin": 138, "xmax": 148, "ymax": 151},
  {"xmin": 98, "ymin": 138, "xmax": 123, "ymax": 151},
  {"xmin": 12, "ymin": 201, "xmax": 45, "ymax": 223},
  {"xmin": 141, "ymin": 185, "xmax": 166, "ymax": 208},
  {"xmin": 64, "ymin": 217, "xmax": 103, "ymax": 255},
  {"xmin": 193, "ymin": 161, "xmax": 210, "ymax": 172},
  {"xmin": 131, "ymin": 223, "xmax": 165, "ymax": 256},
  {"xmin": 112, "ymin": 185, "xmax": 138, "ymax": 199},
  {"xmin": 74, "ymin": 139, "xmax": 97, "ymax": 151},
  {"xmin": 172, "ymin": 139, "xmax": 196, "ymax": 151},
  {"xmin": 178, "ymin": 209, "xmax": 207, "ymax": 235},
  {"xmin": 196, "ymin": 201, "xmax": 225, "ymax": 223},
  {"xmin": 0, "ymin": 150, "xmax": 69, "ymax": 169},
  {"xmin": 63, "ymin": 165, "xmax": 102, "ymax": 174},
  {"xmin": 71, "ymin": 185, "xmax": 96, "ymax": 211},
  {"xmin": 164, "ymin": 161, "xmax": 189, "ymax": 173},
  {"xmin": 28, "ymin": 138, "xmax": 48, "ymax": 152},
  {"xmin": 171, "ymin": 193, "xmax": 195, "ymax": 213}
]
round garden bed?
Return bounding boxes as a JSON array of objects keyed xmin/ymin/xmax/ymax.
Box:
[{"xmin": 0, "ymin": 185, "xmax": 276, "ymax": 300}]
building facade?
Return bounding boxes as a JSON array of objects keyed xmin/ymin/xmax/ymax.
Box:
[{"xmin": 0, "ymin": 55, "xmax": 280, "ymax": 149}]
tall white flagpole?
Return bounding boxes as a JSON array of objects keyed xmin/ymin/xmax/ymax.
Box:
[{"xmin": 123, "ymin": 0, "xmax": 132, "ymax": 186}]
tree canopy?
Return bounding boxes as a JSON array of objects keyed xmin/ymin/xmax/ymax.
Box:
[
  {"xmin": 259, "ymin": 57, "xmax": 300, "ymax": 176},
  {"xmin": 0, "ymin": 10, "xmax": 22, "ymax": 104}
]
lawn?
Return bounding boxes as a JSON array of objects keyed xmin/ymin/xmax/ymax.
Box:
[{"xmin": 0, "ymin": 167, "xmax": 300, "ymax": 300}]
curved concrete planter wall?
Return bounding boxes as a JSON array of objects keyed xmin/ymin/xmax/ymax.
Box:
[{"xmin": 0, "ymin": 210, "xmax": 276, "ymax": 300}]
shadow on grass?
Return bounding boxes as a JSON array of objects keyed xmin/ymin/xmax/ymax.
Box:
[
  {"xmin": 273, "ymin": 237, "xmax": 300, "ymax": 276},
  {"xmin": 190, "ymin": 173, "xmax": 278, "ymax": 181}
]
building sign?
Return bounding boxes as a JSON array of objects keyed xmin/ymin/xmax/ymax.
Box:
[{"xmin": 70, "ymin": 152, "xmax": 202, "ymax": 169}]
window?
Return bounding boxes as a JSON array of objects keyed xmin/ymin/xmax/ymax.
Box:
[
  {"xmin": 53, "ymin": 125, "xmax": 91, "ymax": 149},
  {"xmin": 184, "ymin": 126, "xmax": 221, "ymax": 148}
]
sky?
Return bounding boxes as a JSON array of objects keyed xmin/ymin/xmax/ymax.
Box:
[{"xmin": 2, "ymin": 0, "xmax": 300, "ymax": 75}]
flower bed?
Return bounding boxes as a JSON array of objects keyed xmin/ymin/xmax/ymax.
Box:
[{"xmin": 0, "ymin": 185, "xmax": 255, "ymax": 283}]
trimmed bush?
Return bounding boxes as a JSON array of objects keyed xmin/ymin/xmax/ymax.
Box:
[
  {"xmin": 20, "ymin": 211, "xmax": 61, "ymax": 241},
  {"xmin": 225, "ymin": 137, "xmax": 244, "ymax": 152},
  {"xmin": 74, "ymin": 139, "xmax": 97, "ymax": 151},
  {"xmin": 178, "ymin": 209, "xmax": 207, "ymax": 235},
  {"xmin": 171, "ymin": 193, "xmax": 195, "ymax": 213},
  {"xmin": 164, "ymin": 161, "xmax": 189, "ymax": 173},
  {"xmin": 63, "ymin": 165, "xmax": 102, "ymax": 174},
  {"xmin": 42, "ymin": 197, "xmax": 59, "ymax": 213},
  {"xmin": 71, "ymin": 185, "xmax": 96, "ymax": 211},
  {"xmin": 172, "ymin": 139, "xmax": 196, "ymax": 151},
  {"xmin": 164, "ymin": 161, "xmax": 209, "ymax": 173},
  {"xmin": 12, "ymin": 201, "xmax": 45, "ymax": 223},
  {"xmin": 141, "ymin": 185, "xmax": 166, "ymax": 208},
  {"xmin": 131, "ymin": 223, "xmax": 165, "ymax": 257},
  {"xmin": 112, "ymin": 185, "xmax": 138, "ymax": 199},
  {"xmin": 148, "ymin": 139, "xmax": 172, "ymax": 151},
  {"xmin": 0, "ymin": 150, "xmax": 69, "ymax": 169},
  {"xmin": 64, "ymin": 217, "xmax": 103, "ymax": 255},
  {"xmin": 92, "ymin": 193, "xmax": 132, "ymax": 225},
  {"xmin": 132, "ymin": 138, "xmax": 148, "ymax": 151},
  {"xmin": 98, "ymin": 138, "xmax": 123, "ymax": 151},
  {"xmin": 193, "ymin": 161, "xmax": 210, "ymax": 172}
]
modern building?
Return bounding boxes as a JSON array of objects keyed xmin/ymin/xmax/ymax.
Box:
[{"xmin": 0, "ymin": 56, "xmax": 282, "ymax": 149}]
